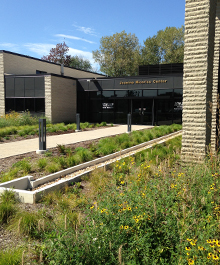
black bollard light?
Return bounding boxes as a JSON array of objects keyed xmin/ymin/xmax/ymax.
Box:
[
  {"xmin": 76, "ymin": 113, "xmax": 81, "ymax": 132},
  {"xmin": 36, "ymin": 119, "xmax": 47, "ymax": 154},
  {"xmin": 127, "ymin": 113, "xmax": 131, "ymax": 133}
]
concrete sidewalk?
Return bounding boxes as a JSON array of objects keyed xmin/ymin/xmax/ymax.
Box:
[{"xmin": 0, "ymin": 125, "xmax": 153, "ymax": 159}]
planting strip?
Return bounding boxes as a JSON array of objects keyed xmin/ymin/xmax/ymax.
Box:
[{"xmin": 0, "ymin": 130, "xmax": 182, "ymax": 203}]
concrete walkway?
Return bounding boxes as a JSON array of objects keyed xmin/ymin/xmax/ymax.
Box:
[{"xmin": 0, "ymin": 125, "xmax": 153, "ymax": 159}]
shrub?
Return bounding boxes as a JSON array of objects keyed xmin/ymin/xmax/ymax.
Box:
[
  {"xmin": 37, "ymin": 158, "xmax": 48, "ymax": 170},
  {"xmin": 0, "ymin": 248, "xmax": 23, "ymax": 265},
  {"xmin": 74, "ymin": 148, "xmax": 94, "ymax": 163},
  {"xmin": 57, "ymin": 144, "xmax": 66, "ymax": 155}
]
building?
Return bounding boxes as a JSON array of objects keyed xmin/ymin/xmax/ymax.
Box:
[{"xmin": 0, "ymin": 50, "xmax": 183, "ymax": 125}]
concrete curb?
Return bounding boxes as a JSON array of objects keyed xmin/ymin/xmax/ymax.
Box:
[{"xmin": 0, "ymin": 130, "xmax": 182, "ymax": 204}]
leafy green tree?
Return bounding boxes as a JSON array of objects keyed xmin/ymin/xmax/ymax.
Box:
[
  {"xmin": 142, "ymin": 26, "xmax": 184, "ymax": 65},
  {"xmin": 93, "ymin": 31, "xmax": 141, "ymax": 77},
  {"xmin": 69, "ymin": 55, "xmax": 92, "ymax": 71}
]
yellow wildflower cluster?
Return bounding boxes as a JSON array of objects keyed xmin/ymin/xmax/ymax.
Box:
[
  {"xmin": 100, "ymin": 208, "xmax": 108, "ymax": 214},
  {"xmin": 120, "ymin": 225, "xmax": 129, "ymax": 230},
  {"xmin": 4, "ymin": 111, "xmax": 20, "ymax": 120},
  {"xmin": 206, "ymin": 239, "xmax": 220, "ymax": 260},
  {"xmin": 171, "ymin": 183, "xmax": 177, "ymax": 189}
]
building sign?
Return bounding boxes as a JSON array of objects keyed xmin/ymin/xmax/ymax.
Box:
[
  {"xmin": 120, "ymin": 80, "xmax": 167, "ymax": 85},
  {"xmin": 102, "ymin": 103, "xmax": 114, "ymax": 109},
  {"xmin": 174, "ymin": 102, "xmax": 182, "ymax": 111}
]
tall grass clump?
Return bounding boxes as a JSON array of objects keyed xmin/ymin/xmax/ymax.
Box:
[
  {"xmin": 74, "ymin": 147, "xmax": 94, "ymax": 163},
  {"xmin": 0, "ymin": 158, "xmax": 32, "ymax": 183},
  {"xmin": 0, "ymin": 190, "xmax": 17, "ymax": 224},
  {"xmin": 0, "ymin": 248, "xmax": 23, "ymax": 265}
]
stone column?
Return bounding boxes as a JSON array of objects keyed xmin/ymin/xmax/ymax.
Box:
[
  {"xmin": 182, "ymin": 0, "xmax": 218, "ymax": 161},
  {"xmin": 45, "ymin": 75, "xmax": 52, "ymax": 122},
  {"xmin": 0, "ymin": 52, "xmax": 5, "ymax": 116},
  {"xmin": 211, "ymin": 1, "xmax": 220, "ymax": 151}
]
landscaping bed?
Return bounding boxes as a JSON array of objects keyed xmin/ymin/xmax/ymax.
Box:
[
  {"xmin": 0, "ymin": 135, "xmax": 182, "ymax": 263},
  {"xmin": 0, "ymin": 124, "xmax": 181, "ymax": 182}
]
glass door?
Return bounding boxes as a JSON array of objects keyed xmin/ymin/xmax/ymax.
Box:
[
  {"xmin": 132, "ymin": 99, "xmax": 154, "ymax": 125},
  {"xmin": 142, "ymin": 99, "xmax": 154, "ymax": 125},
  {"xmin": 132, "ymin": 99, "xmax": 143, "ymax": 124}
]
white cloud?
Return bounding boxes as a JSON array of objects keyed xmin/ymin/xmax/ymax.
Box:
[
  {"xmin": 0, "ymin": 43, "xmax": 20, "ymax": 52},
  {"xmin": 55, "ymin": 34, "xmax": 95, "ymax": 44},
  {"xmin": 68, "ymin": 47, "xmax": 93, "ymax": 60},
  {"xmin": 24, "ymin": 43, "xmax": 55, "ymax": 57},
  {"xmin": 74, "ymin": 25, "xmax": 97, "ymax": 36},
  {"xmin": 68, "ymin": 47, "xmax": 99, "ymax": 71}
]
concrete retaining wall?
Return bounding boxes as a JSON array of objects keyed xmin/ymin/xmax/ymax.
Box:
[{"xmin": 0, "ymin": 131, "xmax": 181, "ymax": 204}]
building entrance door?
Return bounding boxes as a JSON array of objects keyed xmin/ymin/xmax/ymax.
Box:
[{"xmin": 131, "ymin": 99, "xmax": 154, "ymax": 125}]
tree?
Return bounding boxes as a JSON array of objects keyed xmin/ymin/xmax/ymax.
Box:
[
  {"xmin": 69, "ymin": 55, "xmax": 92, "ymax": 71},
  {"xmin": 41, "ymin": 42, "xmax": 71, "ymax": 66},
  {"xmin": 92, "ymin": 31, "xmax": 141, "ymax": 77},
  {"xmin": 141, "ymin": 26, "xmax": 184, "ymax": 65},
  {"xmin": 42, "ymin": 42, "xmax": 92, "ymax": 71}
]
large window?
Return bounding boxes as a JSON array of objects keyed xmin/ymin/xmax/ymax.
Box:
[
  {"xmin": 5, "ymin": 76, "xmax": 45, "ymax": 98},
  {"xmin": 5, "ymin": 76, "xmax": 45, "ymax": 114}
]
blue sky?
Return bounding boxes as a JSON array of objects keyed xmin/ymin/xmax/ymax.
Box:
[{"xmin": 0, "ymin": 0, "xmax": 185, "ymax": 71}]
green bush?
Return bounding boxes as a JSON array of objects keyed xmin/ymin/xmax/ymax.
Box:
[
  {"xmin": 0, "ymin": 248, "xmax": 23, "ymax": 265},
  {"xmin": 37, "ymin": 158, "xmax": 48, "ymax": 170},
  {"xmin": 74, "ymin": 147, "xmax": 94, "ymax": 163}
]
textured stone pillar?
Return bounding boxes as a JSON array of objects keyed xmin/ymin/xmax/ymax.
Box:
[
  {"xmin": 211, "ymin": 1, "xmax": 220, "ymax": 151},
  {"xmin": 0, "ymin": 53, "xmax": 5, "ymax": 116},
  {"xmin": 45, "ymin": 75, "xmax": 52, "ymax": 122},
  {"xmin": 182, "ymin": 0, "xmax": 220, "ymax": 161}
]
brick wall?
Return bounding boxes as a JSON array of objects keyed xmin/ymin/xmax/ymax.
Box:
[{"xmin": 182, "ymin": 0, "xmax": 218, "ymax": 161}]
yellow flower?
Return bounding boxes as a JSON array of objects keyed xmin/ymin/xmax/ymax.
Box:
[
  {"xmin": 185, "ymin": 247, "xmax": 191, "ymax": 251},
  {"xmin": 188, "ymin": 259, "xmax": 194, "ymax": 265},
  {"xmin": 135, "ymin": 219, "xmax": 139, "ymax": 223},
  {"xmin": 90, "ymin": 206, "xmax": 94, "ymax": 209},
  {"xmin": 124, "ymin": 226, "xmax": 129, "ymax": 230},
  {"xmin": 127, "ymin": 207, "xmax": 132, "ymax": 211},
  {"xmin": 213, "ymin": 255, "xmax": 219, "ymax": 260},
  {"xmin": 190, "ymin": 240, "xmax": 197, "ymax": 246},
  {"xmin": 120, "ymin": 225, "xmax": 124, "ymax": 229},
  {"xmin": 198, "ymin": 246, "xmax": 205, "ymax": 251}
]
